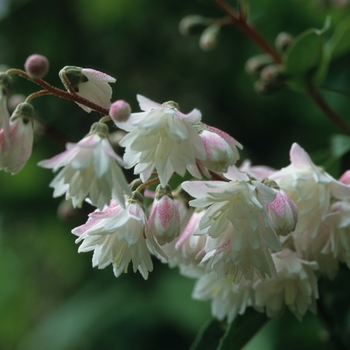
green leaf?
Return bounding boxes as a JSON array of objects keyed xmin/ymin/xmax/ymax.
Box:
[
  {"xmin": 328, "ymin": 16, "xmax": 350, "ymax": 59},
  {"xmin": 283, "ymin": 18, "xmax": 330, "ymax": 92},
  {"xmin": 190, "ymin": 310, "xmax": 269, "ymax": 350},
  {"xmin": 190, "ymin": 319, "xmax": 228, "ymax": 350},
  {"xmin": 330, "ymin": 134, "xmax": 350, "ymax": 158},
  {"xmin": 218, "ymin": 309, "xmax": 269, "ymax": 350}
]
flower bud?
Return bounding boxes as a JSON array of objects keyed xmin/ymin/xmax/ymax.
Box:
[
  {"xmin": 0, "ymin": 102, "xmax": 34, "ymax": 174},
  {"xmin": 148, "ymin": 184, "xmax": 180, "ymax": 245},
  {"xmin": 199, "ymin": 129, "xmax": 240, "ymax": 173},
  {"xmin": 0, "ymin": 73, "xmax": 12, "ymax": 92},
  {"xmin": 199, "ymin": 25, "xmax": 220, "ymax": 51},
  {"xmin": 266, "ymin": 190, "xmax": 298, "ymax": 236},
  {"xmin": 24, "ymin": 54, "xmax": 49, "ymax": 79},
  {"xmin": 109, "ymin": 100, "xmax": 131, "ymax": 123},
  {"xmin": 245, "ymin": 54, "xmax": 274, "ymax": 76},
  {"xmin": 339, "ymin": 170, "xmax": 350, "ymax": 185},
  {"xmin": 179, "ymin": 15, "xmax": 209, "ymax": 36},
  {"xmin": 275, "ymin": 32, "xmax": 294, "ymax": 53},
  {"xmin": 59, "ymin": 66, "xmax": 116, "ymax": 112}
]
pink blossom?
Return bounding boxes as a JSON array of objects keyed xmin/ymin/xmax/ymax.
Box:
[{"xmin": 0, "ymin": 102, "xmax": 34, "ymax": 174}]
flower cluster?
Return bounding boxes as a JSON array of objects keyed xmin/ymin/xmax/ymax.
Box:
[{"xmin": 3, "ymin": 58, "xmax": 350, "ymax": 327}]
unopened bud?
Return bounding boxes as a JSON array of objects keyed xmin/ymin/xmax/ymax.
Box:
[
  {"xmin": 59, "ymin": 66, "xmax": 85, "ymax": 92},
  {"xmin": 199, "ymin": 25, "xmax": 220, "ymax": 51},
  {"xmin": 275, "ymin": 32, "xmax": 293, "ymax": 53},
  {"xmin": 109, "ymin": 100, "xmax": 131, "ymax": 123},
  {"xmin": 11, "ymin": 102, "xmax": 34, "ymax": 122},
  {"xmin": 0, "ymin": 73, "xmax": 12, "ymax": 93},
  {"xmin": 245, "ymin": 54, "xmax": 274, "ymax": 76},
  {"xmin": 24, "ymin": 54, "xmax": 49, "ymax": 79},
  {"xmin": 259, "ymin": 64, "xmax": 284, "ymax": 84},
  {"xmin": 179, "ymin": 15, "xmax": 209, "ymax": 36},
  {"xmin": 148, "ymin": 184, "xmax": 180, "ymax": 245}
]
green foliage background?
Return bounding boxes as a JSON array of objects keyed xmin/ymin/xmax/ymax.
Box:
[{"xmin": 1, "ymin": 0, "xmax": 350, "ymax": 349}]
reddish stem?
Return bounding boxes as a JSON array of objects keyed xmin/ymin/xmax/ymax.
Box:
[
  {"xmin": 307, "ymin": 84, "xmax": 350, "ymax": 135},
  {"xmin": 213, "ymin": 0, "xmax": 282, "ymax": 64},
  {"xmin": 7, "ymin": 69, "xmax": 109, "ymax": 115}
]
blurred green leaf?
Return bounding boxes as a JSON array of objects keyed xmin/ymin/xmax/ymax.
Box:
[
  {"xmin": 218, "ymin": 309, "xmax": 269, "ymax": 350},
  {"xmin": 190, "ymin": 309, "xmax": 269, "ymax": 350},
  {"xmin": 330, "ymin": 134, "xmax": 350, "ymax": 158},
  {"xmin": 190, "ymin": 318, "xmax": 228, "ymax": 350},
  {"xmin": 284, "ymin": 18, "xmax": 330, "ymax": 92},
  {"xmin": 328, "ymin": 16, "xmax": 350, "ymax": 60}
]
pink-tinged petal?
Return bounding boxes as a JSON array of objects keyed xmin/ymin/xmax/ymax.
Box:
[
  {"xmin": 82, "ymin": 68, "xmax": 116, "ymax": 83},
  {"xmin": 114, "ymin": 112, "xmax": 147, "ymax": 132},
  {"xmin": 289, "ymin": 143, "xmax": 313, "ymax": 168},
  {"xmin": 202, "ymin": 123, "xmax": 242, "ymax": 149},
  {"xmin": 178, "ymin": 108, "xmax": 202, "ymax": 123},
  {"xmin": 37, "ymin": 148, "xmax": 76, "ymax": 171},
  {"xmin": 330, "ymin": 180, "xmax": 350, "ymax": 200},
  {"xmin": 137, "ymin": 94, "xmax": 162, "ymax": 111},
  {"xmin": 224, "ymin": 165, "xmax": 249, "ymax": 181},
  {"xmin": 339, "ymin": 170, "xmax": 350, "ymax": 185},
  {"xmin": 77, "ymin": 134, "xmax": 100, "ymax": 147},
  {"xmin": 182, "ymin": 180, "xmax": 227, "ymax": 198}
]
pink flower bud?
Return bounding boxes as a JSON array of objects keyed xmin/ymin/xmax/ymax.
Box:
[
  {"xmin": 0, "ymin": 102, "xmax": 34, "ymax": 174},
  {"xmin": 339, "ymin": 170, "xmax": 350, "ymax": 185},
  {"xmin": 148, "ymin": 185, "xmax": 180, "ymax": 245},
  {"xmin": 24, "ymin": 54, "xmax": 49, "ymax": 79},
  {"xmin": 266, "ymin": 190, "xmax": 298, "ymax": 236},
  {"xmin": 109, "ymin": 100, "xmax": 131, "ymax": 123}
]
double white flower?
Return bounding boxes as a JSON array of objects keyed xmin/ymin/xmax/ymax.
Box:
[
  {"xmin": 72, "ymin": 196, "xmax": 153, "ymax": 279},
  {"xmin": 114, "ymin": 95, "xmax": 206, "ymax": 187},
  {"xmin": 38, "ymin": 122, "xmax": 131, "ymax": 210}
]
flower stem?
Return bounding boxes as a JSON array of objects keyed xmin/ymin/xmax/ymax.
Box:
[
  {"xmin": 213, "ymin": 0, "xmax": 350, "ymax": 135},
  {"xmin": 213, "ymin": 0, "xmax": 282, "ymax": 64},
  {"xmin": 6, "ymin": 68, "xmax": 109, "ymax": 115},
  {"xmin": 307, "ymin": 83, "xmax": 350, "ymax": 135}
]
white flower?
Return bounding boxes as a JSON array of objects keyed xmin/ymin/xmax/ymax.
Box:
[
  {"xmin": 294, "ymin": 222, "xmax": 338, "ymax": 279},
  {"xmin": 253, "ymin": 249, "xmax": 319, "ymax": 321},
  {"xmin": 239, "ymin": 159, "xmax": 276, "ymax": 181},
  {"xmin": 38, "ymin": 122, "xmax": 131, "ymax": 210},
  {"xmin": 114, "ymin": 94, "xmax": 206, "ymax": 187},
  {"xmin": 59, "ymin": 66, "xmax": 116, "ymax": 112},
  {"xmin": 323, "ymin": 200, "xmax": 350, "ymax": 268},
  {"xmin": 269, "ymin": 143, "xmax": 350, "ymax": 239},
  {"xmin": 0, "ymin": 102, "xmax": 34, "ymax": 174},
  {"xmin": 192, "ymin": 271, "xmax": 254, "ymax": 323},
  {"xmin": 182, "ymin": 166, "xmax": 282, "ymax": 280},
  {"xmin": 72, "ymin": 196, "xmax": 153, "ymax": 279}
]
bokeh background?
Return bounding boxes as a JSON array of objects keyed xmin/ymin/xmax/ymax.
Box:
[{"xmin": 1, "ymin": 0, "xmax": 350, "ymax": 349}]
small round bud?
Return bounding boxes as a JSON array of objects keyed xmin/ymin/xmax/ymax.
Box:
[
  {"xmin": 199, "ymin": 25, "xmax": 220, "ymax": 51},
  {"xmin": 109, "ymin": 100, "xmax": 131, "ymax": 123},
  {"xmin": 259, "ymin": 64, "xmax": 284, "ymax": 84},
  {"xmin": 24, "ymin": 54, "xmax": 49, "ymax": 79},
  {"xmin": 275, "ymin": 32, "xmax": 293, "ymax": 53},
  {"xmin": 245, "ymin": 54, "xmax": 274, "ymax": 76},
  {"xmin": 179, "ymin": 15, "xmax": 209, "ymax": 36}
]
